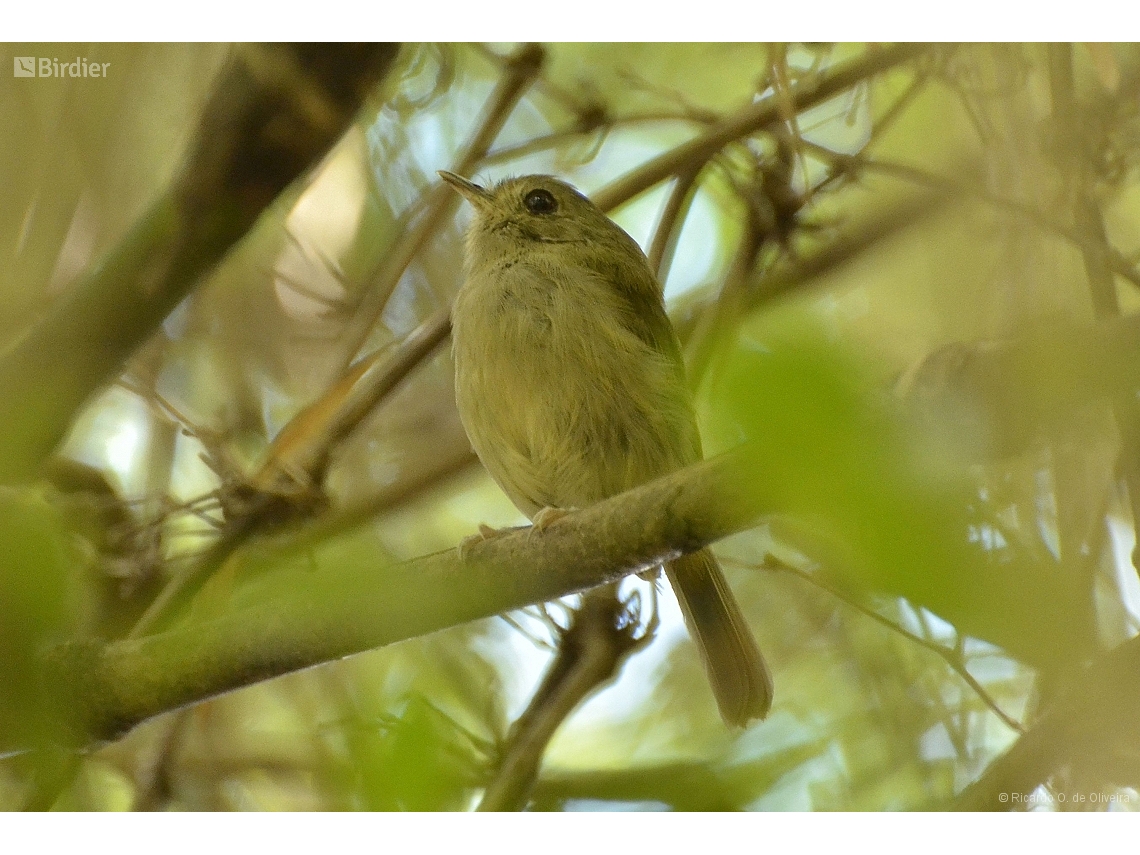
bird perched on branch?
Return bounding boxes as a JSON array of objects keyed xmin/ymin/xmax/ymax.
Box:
[{"xmin": 441, "ymin": 170, "xmax": 772, "ymax": 726}]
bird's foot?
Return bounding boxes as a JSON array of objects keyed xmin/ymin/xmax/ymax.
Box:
[
  {"xmin": 530, "ymin": 506, "xmax": 574, "ymax": 537},
  {"xmin": 459, "ymin": 523, "xmax": 511, "ymax": 561}
]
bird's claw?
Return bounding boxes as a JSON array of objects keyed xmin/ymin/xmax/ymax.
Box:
[
  {"xmin": 530, "ymin": 506, "xmax": 572, "ymax": 537},
  {"xmin": 458, "ymin": 523, "xmax": 511, "ymax": 561}
]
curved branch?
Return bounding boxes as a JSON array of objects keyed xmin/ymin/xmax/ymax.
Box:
[
  {"xmin": 47, "ymin": 443, "xmax": 770, "ymax": 747},
  {"xmin": 647, "ymin": 164, "xmax": 704, "ymax": 279},
  {"xmin": 0, "ymin": 44, "xmax": 400, "ymax": 483}
]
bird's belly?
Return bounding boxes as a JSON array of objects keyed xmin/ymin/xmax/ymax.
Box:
[{"xmin": 453, "ymin": 288, "xmax": 685, "ymax": 516}]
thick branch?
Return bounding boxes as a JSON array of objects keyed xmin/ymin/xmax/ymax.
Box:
[
  {"xmin": 48, "ymin": 444, "xmax": 768, "ymax": 746},
  {"xmin": 89, "ymin": 309, "xmax": 1140, "ymax": 749},
  {"xmin": 0, "ymin": 45, "xmax": 399, "ymax": 483}
]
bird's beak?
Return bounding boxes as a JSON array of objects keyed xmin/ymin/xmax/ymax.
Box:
[{"xmin": 438, "ymin": 171, "xmax": 492, "ymax": 210}]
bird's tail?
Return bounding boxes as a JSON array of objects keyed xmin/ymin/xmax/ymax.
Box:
[{"xmin": 664, "ymin": 548, "xmax": 772, "ymax": 726}]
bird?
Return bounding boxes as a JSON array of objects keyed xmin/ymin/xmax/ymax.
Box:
[{"xmin": 440, "ymin": 170, "xmax": 772, "ymax": 726}]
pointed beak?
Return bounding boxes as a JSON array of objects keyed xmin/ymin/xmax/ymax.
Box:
[{"xmin": 438, "ymin": 171, "xmax": 492, "ymax": 211}]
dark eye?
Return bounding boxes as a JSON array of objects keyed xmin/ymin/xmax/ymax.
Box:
[{"xmin": 524, "ymin": 188, "xmax": 557, "ymax": 215}]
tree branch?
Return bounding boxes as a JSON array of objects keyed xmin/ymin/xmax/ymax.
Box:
[
  {"xmin": 529, "ymin": 748, "xmax": 815, "ymax": 811},
  {"xmin": 46, "ymin": 443, "xmax": 770, "ymax": 748},
  {"xmin": 750, "ymin": 179, "xmax": 961, "ymax": 307},
  {"xmin": 591, "ymin": 44, "xmax": 930, "ymax": 213},
  {"xmin": 127, "ymin": 306, "xmax": 453, "ymax": 639},
  {"xmin": 340, "ymin": 43, "xmax": 544, "ymax": 362},
  {"xmin": 476, "ymin": 584, "xmax": 649, "ymax": 811},
  {"xmin": 757, "ymin": 556, "xmax": 1024, "ymax": 734},
  {"xmin": 0, "ymin": 44, "xmax": 400, "ymax": 483},
  {"xmin": 953, "ymin": 633, "xmax": 1140, "ymax": 810},
  {"xmin": 106, "ymin": 276, "xmax": 1140, "ymax": 748},
  {"xmin": 647, "ymin": 164, "xmax": 704, "ymax": 279},
  {"xmin": 251, "ymin": 305, "xmax": 453, "ymax": 495},
  {"xmin": 1048, "ymin": 43, "xmax": 1140, "ymax": 575},
  {"xmin": 128, "ymin": 44, "xmax": 542, "ymax": 633}
]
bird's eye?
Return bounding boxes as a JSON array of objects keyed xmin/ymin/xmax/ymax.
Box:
[{"xmin": 524, "ymin": 188, "xmax": 558, "ymax": 215}]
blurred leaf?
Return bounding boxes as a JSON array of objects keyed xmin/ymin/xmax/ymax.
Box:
[
  {"xmin": 338, "ymin": 693, "xmax": 482, "ymax": 811},
  {"xmin": 713, "ymin": 314, "xmax": 1097, "ymax": 670},
  {"xmin": 0, "ymin": 487, "xmax": 86, "ymax": 749}
]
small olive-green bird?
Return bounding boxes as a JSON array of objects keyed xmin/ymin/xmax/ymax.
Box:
[{"xmin": 440, "ymin": 171, "xmax": 772, "ymax": 725}]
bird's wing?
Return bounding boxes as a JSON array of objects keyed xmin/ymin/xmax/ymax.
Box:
[{"xmin": 608, "ymin": 260, "xmax": 704, "ymax": 465}]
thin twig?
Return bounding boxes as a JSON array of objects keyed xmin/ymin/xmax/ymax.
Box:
[
  {"xmin": 592, "ymin": 44, "xmax": 928, "ymax": 213},
  {"xmin": 274, "ymin": 442, "xmax": 479, "ymax": 554},
  {"xmin": 128, "ymin": 305, "xmax": 452, "ymax": 638},
  {"xmin": 952, "ymin": 632, "xmax": 1140, "ymax": 810},
  {"xmin": 751, "ymin": 179, "xmax": 960, "ymax": 307},
  {"xmin": 341, "ymin": 43, "xmax": 545, "ymax": 364},
  {"xmin": 472, "ymin": 42, "xmax": 585, "ymax": 118},
  {"xmin": 754, "ymin": 556, "xmax": 1026, "ymax": 734},
  {"xmin": 499, "ymin": 612, "xmax": 557, "ymax": 652},
  {"xmin": 685, "ymin": 200, "xmax": 767, "ymax": 386},
  {"xmin": 797, "ymin": 70, "xmax": 930, "ymax": 206},
  {"xmin": 130, "ymin": 710, "xmax": 191, "ymax": 811},
  {"xmin": 252, "ymin": 305, "xmax": 453, "ymax": 493},
  {"xmin": 616, "ymin": 65, "xmax": 724, "ymax": 126},
  {"xmin": 806, "ymin": 144, "xmax": 1140, "ymax": 290},
  {"xmin": 647, "ymin": 163, "xmax": 704, "ymax": 279},
  {"xmin": 870, "ymin": 68, "xmax": 932, "ymax": 143},
  {"xmin": 481, "ymin": 111, "xmax": 713, "ymax": 170},
  {"xmin": 676, "ymin": 68, "xmax": 934, "ymax": 376}
]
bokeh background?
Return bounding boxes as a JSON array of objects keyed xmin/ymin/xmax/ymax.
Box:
[{"xmin": 3, "ymin": 42, "xmax": 1140, "ymax": 811}]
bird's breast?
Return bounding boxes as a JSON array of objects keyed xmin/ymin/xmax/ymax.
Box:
[{"xmin": 452, "ymin": 260, "xmax": 691, "ymax": 514}]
